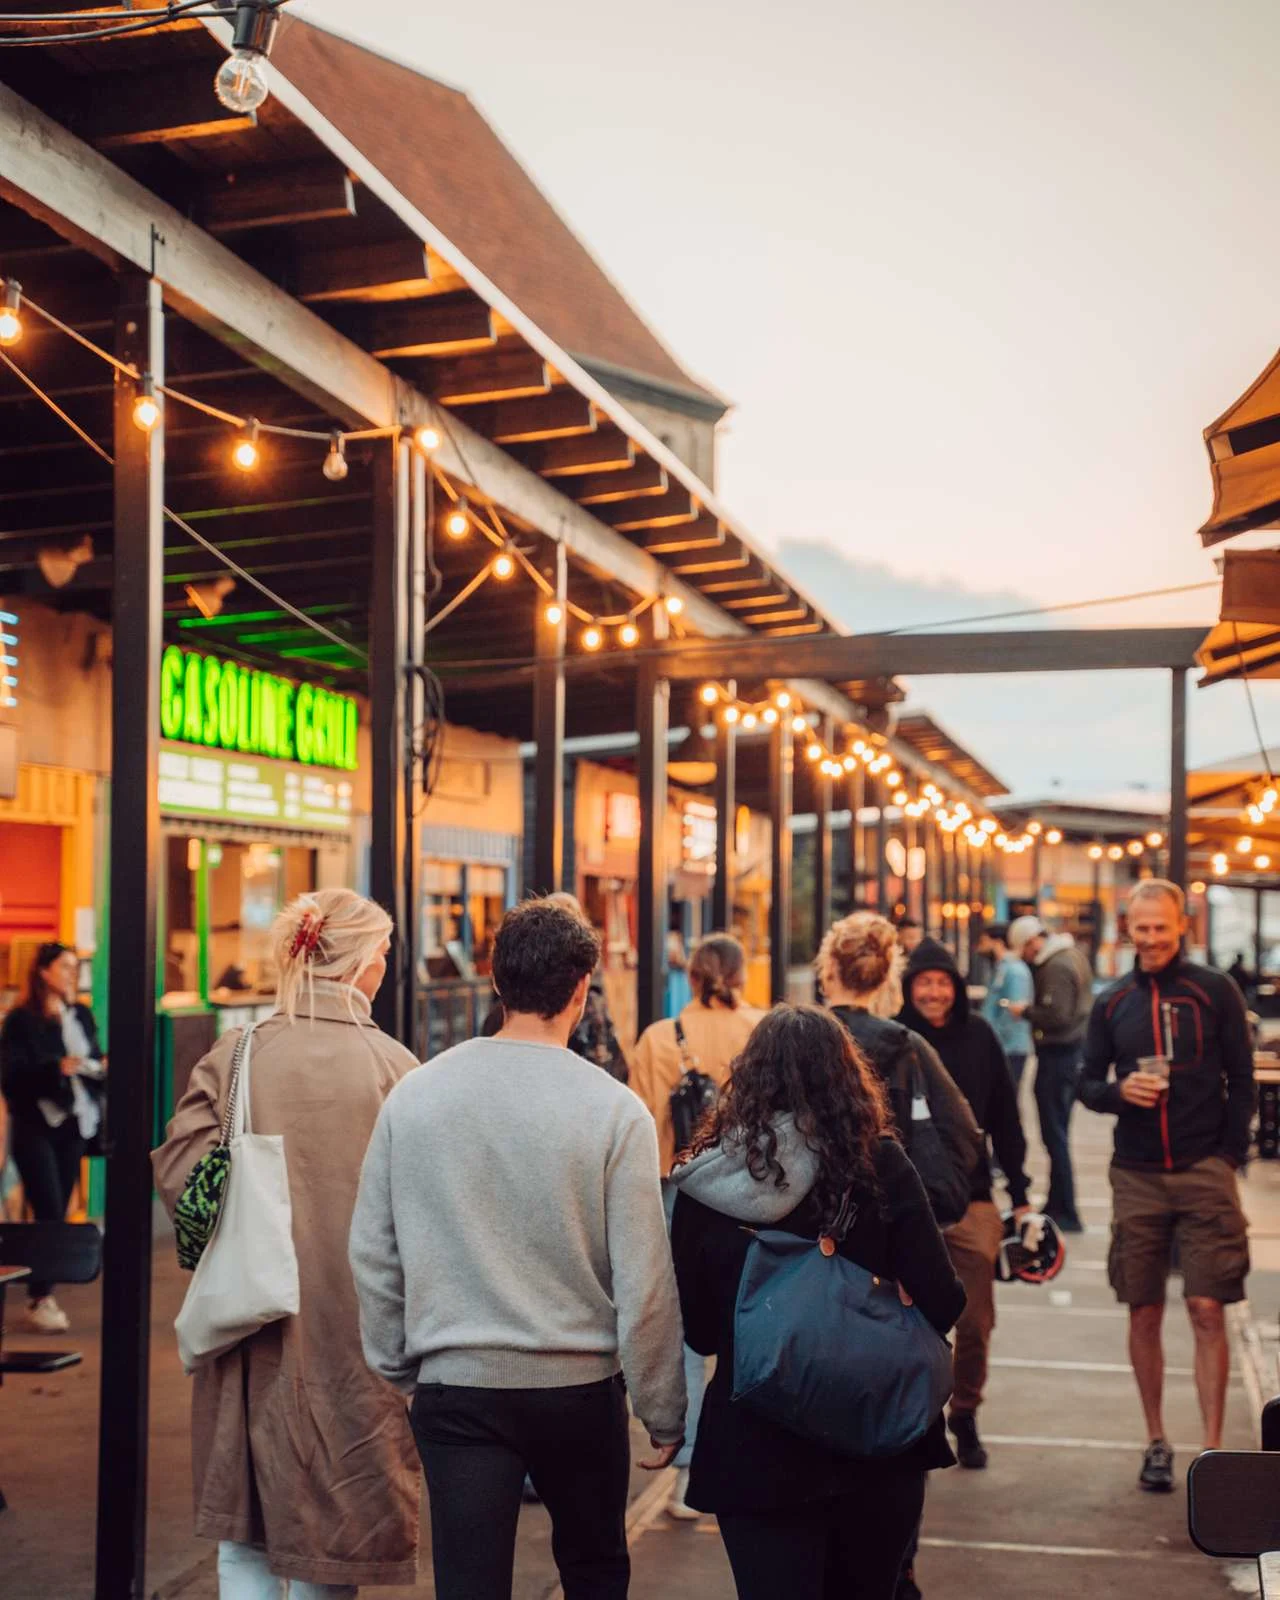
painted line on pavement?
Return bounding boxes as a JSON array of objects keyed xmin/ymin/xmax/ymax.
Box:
[
  {"xmin": 919, "ymin": 1536, "xmax": 1206, "ymax": 1564},
  {"xmin": 996, "ymin": 1304, "xmax": 1129, "ymax": 1318},
  {"xmin": 990, "ymin": 1357, "xmax": 1196, "ymax": 1376},
  {"xmin": 980, "ymin": 1432, "xmax": 1200, "ymax": 1452}
]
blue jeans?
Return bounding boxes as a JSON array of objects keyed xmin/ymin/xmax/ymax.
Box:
[
  {"xmin": 1034, "ymin": 1043, "xmax": 1082, "ymax": 1228},
  {"xmin": 1006, "ymin": 1052, "xmax": 1029, "ymax": 1096}
]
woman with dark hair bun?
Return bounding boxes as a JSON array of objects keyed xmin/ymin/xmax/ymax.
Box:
[
  {"xmin": 0, "ymin": 941, "xmax": 105, "ymax": 1331},
  {"xmin": 668, "ymin": 1004, "xmax": 965, "ymax": 1599}
]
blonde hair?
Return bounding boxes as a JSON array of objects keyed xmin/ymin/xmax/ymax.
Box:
[
  {"xmin": 271, "ymin": 888, "xmax": 392, "ymax": 1022},
  {"xmin": 1128, "ymin": 877, "xmax": 1186, "ymax": 917},
  {"xmin": 817, "ymin": 912, "xmax": 903, "ymax": 1019}
]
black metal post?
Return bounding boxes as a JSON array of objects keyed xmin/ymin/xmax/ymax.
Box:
[
  {"xmin": 1256, "ymin": 887, "xmax": 1265, "ymax": 979},
  {"xmin": 532, "ymin": 545, "xmax": 566, "ymax": 894},
  {"xmin": 850, "ymin": 764, "xmax": 866, "ymax": 906},
  {"xmin": 1170, "ymin": 667, "xmax": 1189, "ymax": 893},
  {"xmin": 636, "ymin": 605, "xmax": 670, "ymax": 1032},
  {"xmin": 875, "ymin": 779, "xmax": 888, "ymax": 914},
  {"xmin": 712, "ymin": 711, "xmax": 736, "ymax": 931},
  {"xmin": 1090, "ymin": 851, "xmax": 1103, "ymax": 975},
  {"xmin": 921, "ymin": 820, "xmax": 934, "ymax": 934},
  {"xmin": 403, "ymin": 451, "xmax": 426, "ymax": 1046},
  {"xmin": 813, "ymin": 716, "xmax": 833, "ymax": 950},
  {"xmin": 95, "ymin": 272, "xmax": 164, "ymax": 1600},
  {"xmin": 769, "ymin": 716, "xmax": 794, "ymax": 1002},
  {"xmin": 370, "ymin": 437, "xmax": 411, "ymax": 1040}
]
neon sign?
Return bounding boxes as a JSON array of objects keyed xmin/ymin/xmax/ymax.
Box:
[{"xmin": 159, "ymin": 646, "xmax": 358, "ymax": 771}]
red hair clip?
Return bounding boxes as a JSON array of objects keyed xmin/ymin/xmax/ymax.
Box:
[{"xmin": 288, "ymin": 914, "xmax": 326, "ymax": 961}]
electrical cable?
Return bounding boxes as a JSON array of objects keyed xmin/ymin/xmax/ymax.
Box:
[{"xmin": 1232, "ymin": 621, "xmax": 1275, "ymax": 781}]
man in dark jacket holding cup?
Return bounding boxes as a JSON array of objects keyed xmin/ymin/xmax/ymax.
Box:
[{"xmin": 1080, "ymin": 879, "xmax": 1254, "ymax": 1493}]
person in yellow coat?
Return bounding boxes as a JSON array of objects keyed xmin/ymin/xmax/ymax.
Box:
[{"xmin": 631, "ymin": 933, "xmax": 764, "ymax": 1517}]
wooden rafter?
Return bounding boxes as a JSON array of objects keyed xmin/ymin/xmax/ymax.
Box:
[{"xmin": 202, "ymin": 163, "xmax": 358, "ymax": 234}]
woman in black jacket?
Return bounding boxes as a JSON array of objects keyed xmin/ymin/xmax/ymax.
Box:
[
  {"xmin": 669, "ymin": 1005, "xmax": 965, "ymax": 1600},
  {"xmin": 0, "ymin": 942, "xmax": 104, "ymax": 1331}
]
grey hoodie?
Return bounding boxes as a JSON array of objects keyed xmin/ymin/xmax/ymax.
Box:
[{"xmin": 668, "ymin": 1115, "xmax": 820, "ymax": 1224}]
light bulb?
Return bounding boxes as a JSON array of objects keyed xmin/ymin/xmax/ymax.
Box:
[
  {"xmin": 1046, "ymin": 829, "xmax": 1063, "ymax": 845},
  {"xmin": 887, "ymin": 770, "xmax": 902, "ymax": 788},
  {"xmin": 215, "ymin": 48, "xmax": 270, "ymax": 114},
  {"xmin": 853, "ymin": 740, "xmax": 867, "ymax": 756},
  {"xmin": 699, "ymin": 684, "xmax": 719, "ymax": 705},
  {"xmin": 1258, "ymin": 854, "xmax": 1273, "ymax": 870},
  {"xmin": 723, "ymin": 705, "xmax": 741, "ymax": 725},
  {"xmin": 762, "ymin": 706, "xmax": 779, "ymax": 725},
  {"xmin": 1127, "ymin": 840, "xmax": 1144, "ymax": 857},
  {"xmin": 1191, "ymin": 880, "xmax": 1207, "ymax": 895},
  {"xmin": 322, "ymin": 433, "xmax": 349, "ymax": 482},
  {"xmin": 1213, "ymin": 852, "xmax": 1229, "ymax": 876},
  {"xmin": 0, "ymin": 280, "xmax": 21, "ymax": 348},
  {"xmin": 618, "ymin": 621, "xmax": 639, "ymax": 646},
  {"xmin": 791, "ymin": 715, "xmax": 808, "ymax": 735},
  {"xmin": 740, "ymin": 711, "xmax": 758, "ymax": 730},
  {"xmin": 1027, "ymin": 821, "xmax": 1043, "ymax": 836},
  {"xmin": 1238, "ymin": 836, "xmax": 1254, "ymax": 854},
  {"xmin": 446, "ymin": 500, "xmax": 470, "ymax": 539},
  {"xmin": 842, "ymin": 755, "xmax": 857, "ymax": 772},
  {"xmin": 806, "ymin": 742, "xmax": 823, "ymax": 762},
  {"xmin": 1087, "ymin": 844, "xmax": 1103, "ymax": 860},
  {"xmin": 1107, "ymin": 845, "xmax": 1124, "ymax": 861},
  {"xmin": 492, "ymin": 552, "xmax": 515, "ymax": 580},
  {"xmin": 775, "ymin": 690, "xmax": 792, "ymax": 710},
  {"xmin": 893, "ymin": 789, "xmax": 908, "ymax": 806},
  {"xmin": 544, "ymin": 602, "xmax": 564, "ymax": 627},
  {"xmin": 663, "ymin": 594, "xmax": 685, "ymax": 616},
  {"xmin": 132, "ymin": 377, "xmax": 160, "ymax": 432},
  {"xmin": 1145, "ymin": 831, "xmax": 1164, "ymax": 848},
  {"xmin": 581, "ymin": 625, "xmax": 603, "ymax": 651},
  {"xmin": 981, "ymin": 819, "xmax": 998, "ymax": 833},
  {"xmin": 232, "ymin": 423, "xmax": 260, "ymax": 472}
]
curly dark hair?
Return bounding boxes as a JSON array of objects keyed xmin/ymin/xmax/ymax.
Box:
[
  {"xmin": 688, "ymin": 1004, "xmax": 892, "ymax": 1221},
  {"xmin": 492, "ymin": 901, "xmax": 601, "ymax": 1020}
]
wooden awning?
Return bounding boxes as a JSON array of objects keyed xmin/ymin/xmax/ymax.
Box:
[
  {"xmin": 1200, "ymin": 350, "xmax": 1280, "ymax": 545},
  {"xmin": 1196, "ymin": 620, "xmax": 1280, "ymax": 685}
]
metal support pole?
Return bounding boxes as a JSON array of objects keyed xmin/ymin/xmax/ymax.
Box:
[
  {"xmin": 1256, "ymin": 887, "xmax": 1265, "ymax": 979},
  {"xmin": 532, "ymin": 545, "xmax": 567, "ymax": 894},
  {"xmin": 850, "ymin": 765, "xmax": 866, "ymax": 906},
  {"xmin": 95, "ymin": 271, "xmax": 164, "ymax": 1600},
  {"xmin": 1090, "ymin": 852, "xmax": 1103, "ymax": 976},
  {"xmin": 875, "ymin": 779, "xmax": 888, "ymax": 915},
  {"xmin": 813, "ymin": 716, "xmax": 833, "ymax": 951},
  {"xmin": 636, "ymin": 605, "xmax": 670, "ymax": 1032},
  {"xmin": 769, "ymin": 716, "xmax": 794, "ymax": 1002},
  {"xmin": 1170, "ymin": 667, "xmax": 1189, "ymax": 893},
  {"xmin": 921, "ymin": 822, "xmax": 934, "ymax": 934},
  {"xmin": 370, "ymin": 436, "xmax": 411, "ymax": 1040},
  {"xmin": 403, "ymin": 452, "xmax": 426, "ymax": 1047},
  {"xmin": 712, "ymin": 712, "xmax": 736, "ymax": 931}
]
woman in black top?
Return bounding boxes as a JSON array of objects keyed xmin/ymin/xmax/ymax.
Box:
[
  {"xmin": 0, "ymin": 942, "xmax": 105, "ymax": 1331},
  {"xmin": 669, "ymin": 1005, "xmax": 965, "ymax": 1600}
]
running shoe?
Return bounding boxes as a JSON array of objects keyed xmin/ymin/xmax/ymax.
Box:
[{"xmin": 1139, "ymin": 1439, "xmax": 1174, "ymax": 1492}]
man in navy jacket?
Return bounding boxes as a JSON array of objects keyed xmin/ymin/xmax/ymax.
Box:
[{"xmin": 1080, "ymin": 880, "xmax": 1254, "ymax": 1493}]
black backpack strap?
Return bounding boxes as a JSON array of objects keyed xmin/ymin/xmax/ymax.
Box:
[{"xmin": 674, "ymin": 1017, "xmax": 695, "ymax": 1072}]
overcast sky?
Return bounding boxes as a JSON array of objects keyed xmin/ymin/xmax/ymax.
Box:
[{"xmin": 295, "ymin": 0, "xmax": 1280, "ymax": 785}]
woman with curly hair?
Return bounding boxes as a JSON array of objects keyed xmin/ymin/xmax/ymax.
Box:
[{"xmin": 668, "ymin": 1004, "xmax": 965, "ymax": 1600}]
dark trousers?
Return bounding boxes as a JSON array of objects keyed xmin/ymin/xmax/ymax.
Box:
[
  {"xmin": 1034, "ymin": 1042, "xmax": 1082, "ymax": 1228},
  {"xmin": 8, "ymin": 1115, "xmax": 84, "ymax": 1300},
  {"xmin": 1007, "ymin": 1051, "xmax": 1029, "ymax": 1095},
  {"xmin": 717, "ymin": 1473, "xmax": 926, "ymax": 1600},
  {"xmin": 410, "ymin": 1375, "xmax": 631, "ymax": 1600}
]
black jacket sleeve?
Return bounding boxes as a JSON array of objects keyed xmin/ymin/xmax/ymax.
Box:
[
  {"xmin": 0, "ymin": 1006, "xmax": 68, "ymax": 1112},
  {"xmin": 911, "ymin": 1036, "xmax": 984, "ymax": 1182},
  {"xmin": 1078, "ymin": 994, "xmax": 1124, "ymax": 1116},
  {"xmin": 670, "ymin": 1191, "xmax": 723, "ymax": 1357},
  {"xmin": 981, "ymin": 1025, "xmax": 1030, "ymax": 1208},
  {"xmin": 880, "ymin": 1140, "xmax": 966, "ymax": 1336},
  {"xmin": 1218, "ymin": 976, "xmax": 1256, "ymax": 1168}
]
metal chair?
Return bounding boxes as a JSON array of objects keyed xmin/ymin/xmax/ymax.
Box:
[
  {"xmin": 0, "ymin": 1220, "xmax": 102, "ymax": 1376},
  {"xmin": 1189, "ymin": 1397, "xmax": 1280, "ymax": 1596}
]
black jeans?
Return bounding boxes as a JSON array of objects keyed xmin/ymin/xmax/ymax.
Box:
[
  {"xmin": 410, "ymin": 1375, "xmax": 631, "ymax": 1600},
  {"xmin": 8, "ymin": 1114, "xmax": 84, "ymax": 1300},
  {"xmin": 1034, "ymin": 1043, "xmax": 1082, "ymax": 1228},
  {"xmin": 717, "ymin": 1472, "xmax": 927, "ymax": 1600}
]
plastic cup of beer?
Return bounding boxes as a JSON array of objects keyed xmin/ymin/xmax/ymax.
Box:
[{"xmin": 1138, "ymin": 1055, "xmax": 1170, "ymax": 1085}]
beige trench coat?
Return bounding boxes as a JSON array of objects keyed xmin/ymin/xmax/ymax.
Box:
[
  {"xmin": 153, "ymin": 981, "xmax": 421, "ymax": 1587},
  {"xmin": 630, "ymin": 1000, "xmax": 765, "ymax": 1174}
]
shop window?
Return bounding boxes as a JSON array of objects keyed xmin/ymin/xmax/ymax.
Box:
[{"xmin": 422, "ymin": 860, "xmax": 508, "ymax": 978}]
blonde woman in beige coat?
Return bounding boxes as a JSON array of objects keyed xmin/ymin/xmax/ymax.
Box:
[{"xmin": 153, "ymin": 889, "xmax": 421, "ymax": 1599}]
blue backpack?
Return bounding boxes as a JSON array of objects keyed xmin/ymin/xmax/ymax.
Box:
[{"xmin": 731, "ymin": 1195, "xmax": 953, "ymax": 1459}]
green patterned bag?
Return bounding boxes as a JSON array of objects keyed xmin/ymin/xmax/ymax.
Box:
[{"xmin": 173, "ymin": 1026, "xmax": 253, "ymax": 1272}]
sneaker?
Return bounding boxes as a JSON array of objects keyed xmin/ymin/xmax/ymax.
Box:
[
  {"xmin": 24, "ymin": 1296, "xmax": 69, "ymax": 1333},
  {"xmin": 1048, "ymin": 1212, "xmax": 1085, "ymax": 1234},
  {"xmin": 895, "ymin": 1568, "xmax": 923, "ymax": 1600},
  {"xmin": 1139, "ymin": 1439, "xmax": 1174, "ymax": 1492},
  {"xmin": 666, "ymin": 1466, "xmax": 701, "ymax": 1520},
  {"xmin": 948, "ymin": 1411, "xmax": 988, "ymax": 1470}
]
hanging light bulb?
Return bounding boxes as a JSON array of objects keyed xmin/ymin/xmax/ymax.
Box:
[
  {"xmin": 1238, "ymin": 836, "xmax": 1254, "ymax": 854},
  {"xmin": 131, "ymin": 375, "xmax": 160, "ymax": 432},
  {"xmin": 791, "ymin": 715, "xmax": 808, "ymax": 735},
  {"xmin": 853, "ymin": 740, "xmax": 867, "ymax": 756},
  {"xmin": 1249, "ymin": 804, "xmax": 1266, "ymax": 826},
  {"xmin": 415, "ymin": 424, "xmax": 441, "ymax": 454},
  {"xmin": 893, "ymin": 789, "xmax": 909, "ymax": 806},
  {"xmin": 723, "ymin": 704, "xmax": 741, "ymax": 725},
  {"xmin": 445, "ymin": 499, "xmax": 470, "ymax": 539},
  {"xmin": 0, "ymin": 279, "xmax": 21, "ymax": 347},
  {"xmin": 806, "ymin": 741, "xmax": 823, "ymax": 762},
  {"xmin": 842, "ymin": 754, "xmax": 857, "ymax": 772},
  {"xmin": 1027, "ymin": 821, "xmax": 1043, "ymax": 837},
  {"xmin": 322, "ymin": 431, "xmax": 349, "ymax": 482},
  {"xmin": 1213, "ymin": 852, "xmax": 1229, "ymax": 876},
  {"xmin": 492, "ymin": 551, "xmax": 515, "ymax": 580},
  {"xmin": 1044, "ymin": 828, "xmax": 1063, "ymax": 845},
  {"xmin": 741, "ymin": 711, "xmax": 759, "ymax": 731},
  {"xmin": 775, "ymin": 690, "xmax": 792, "ymax": 710},
  {"xmin": 981, "ymin": 819, "xmax": 998, "ymax": 834},
  {"xmin": 1127, "ymin": 840, "xmax": 1144, "ymax": 857},
  {"xmin": 699, "ymin": 683, "xmax": 720, "ymax": 706},
  {"xmin": 1107, "ymin": 844, "xmax": 1124, "ymax": 861},
  {"xmin": 762, "ymin": 706, "xmax": 779, "ymax": 725},
  {"xmin": 213, "ymin": 0, "xmax": 279, "ymax": 114},
  {"xmin": 544, "ymin": 601, "xmax": 564, "ymax": 627},
  {"xmin": 232, "ymin": 421, "xmax": 260, "ymax": 472},
  {"xmin": 1087, "ymin": 843, "xmax": 1103, "ymax": 860},
  {"xmin": 618, "ymin": 620, "xmax": 640, "ymax": 647},
  {"xmin": 1191, "ymin": 880, "xmax": 1207, "ymax": 895},
  {"xmin": 662, "ymin": 594, "xmax": 685, "ymax": 617},
  {"xmin": 581, "ymin": 625, "xmax": 603, "ymax": 652},
  {"xmin": 1258, "ymin": 854, "xmax": 1273, "ymax": 870},
  {"xmin": 887, "ymin": 770, "xmax": 903, "ymax": 788},
  {"xmin": 1145, "ymin": 831, "xmax": 1164, "ymax": 849}
]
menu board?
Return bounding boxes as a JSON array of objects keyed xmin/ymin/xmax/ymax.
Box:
[{"xmin": 158, "ymin": 743, "xmax": 354, "ymax": 833}]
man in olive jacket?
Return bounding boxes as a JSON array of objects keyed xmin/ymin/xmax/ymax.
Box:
[{"xmin": 1007, "ymin": 917, "xmax": 1093, "ymax": 1233}]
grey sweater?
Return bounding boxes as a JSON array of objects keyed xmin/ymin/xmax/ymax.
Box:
[{"xmin": 349, "ymin": 1036, "xmax": 687, "ymax": 1444}]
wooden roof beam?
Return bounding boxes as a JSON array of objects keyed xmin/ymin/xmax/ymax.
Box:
[
  {"xmin": 601, "ymin": 487, "xmax": 699, "ymax": 531},
  {"xmin": 573, "ymin": 460, "xmax": 668, "ymax": 503},
  {"xmin": 464, "ymin": 390, "xmax": 595, "ymax": 443},
  {"xmin": 296, "ymin": 237, "xmax": 432, "ymax": 303},
  {"xmin": 511, "ymin": 428, "xmax": 634, "ymax": 476},
  {"xmin": 641, "ymin": 515, "xmax": 726, "ymax": 554},
  {"xmin": 426, "ymin": 349, "xmax": 551, "ymax": 405},
  {"xmin": 366, "ymin": 293, "xmax": 496, "ymax": 358},
  {"xmin": 59, "ymin": 63, "xmax": 256, "ymax": 148},
  {"xmin": 202, "ymin": 162, "xmax": 358, "ymax": 234}
]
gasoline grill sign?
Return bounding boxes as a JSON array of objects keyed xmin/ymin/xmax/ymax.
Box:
[{"xmin": 160, "ymin": 646, "xmax": 359, "ymax": 772}]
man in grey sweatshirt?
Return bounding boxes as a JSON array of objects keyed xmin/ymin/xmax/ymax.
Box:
[{"xmin": 350, "ymin": 899, "xmax": 686, "ymax": 1600}]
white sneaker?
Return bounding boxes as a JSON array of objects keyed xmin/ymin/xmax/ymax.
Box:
[
  {"xmin": 666, "ymin": 1466, "xmax": 701, "ymax": 1520},
  {"xmin": 24, "ymin": 1296, "xmax": 70, "ymax": 1333}
]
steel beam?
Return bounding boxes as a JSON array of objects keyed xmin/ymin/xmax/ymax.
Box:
[
  {"xmin": 814, "ymin": 716, "xmax": 833, "ymax": 955},
  {"xmin": 1170, "ymin": 667, "xmax": 1189, "ymax": 894},
  {"xmin": 531, "ymin": 546, "xmax": 566, "ymax": 894},
  {"xmin": 636, "ymin": 605, "xmax": 670, "ymax": 1032},
  {"xmin": 95, "ymin": 271, "xmax": 164, "ymax": 1600},
  {"xmin": 769, "ymin": 718, "xmax": 794, "ymax": 1003},
  {"xmin": 712, "ymin": 713, "xmax": 736, "ymax": 932}
]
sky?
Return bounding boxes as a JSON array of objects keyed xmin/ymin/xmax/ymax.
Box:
[{"xmin": 294, "ymin": 0, "xmax": 1280, "ymax": 790}]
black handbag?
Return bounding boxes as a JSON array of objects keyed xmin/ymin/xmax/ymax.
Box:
[{"xmin": 668, "ymin": 1019, "xmax": 718, "ymax": 1154}]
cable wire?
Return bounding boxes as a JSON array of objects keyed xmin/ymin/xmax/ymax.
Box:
[{"xmin": 1232, "ymin": 621, "xmax": 1275, "ymax": 781}]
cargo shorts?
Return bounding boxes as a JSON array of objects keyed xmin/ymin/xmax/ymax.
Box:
[{"xmin": 1108, "ymin": 1157, "xmax": 1250, "ymax": 1306}]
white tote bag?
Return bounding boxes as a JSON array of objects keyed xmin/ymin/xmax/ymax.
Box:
[{"xmin": 175, "ymin": 1024, "xmax": 300, "ymax": 1373}]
